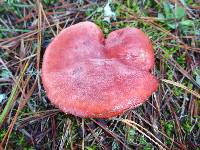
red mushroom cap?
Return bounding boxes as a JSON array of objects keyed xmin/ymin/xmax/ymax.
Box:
[{"xmin": 42, "ymin": 21, "xmax": 158, "ymax": 118}]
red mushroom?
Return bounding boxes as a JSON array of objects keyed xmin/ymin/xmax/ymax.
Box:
[{"xmin": 42, "ymin": 21, "xmax": 158, "ymax": 118}]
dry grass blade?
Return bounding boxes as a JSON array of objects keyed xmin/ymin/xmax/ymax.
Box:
[
  {"xmin": 160, "ymin": 54, "xmax": 200, "ymax": 89},
  {"xmin": 82, "ymin": 118, "xmax": 85, "ymax": 150},
  {"xmin": 121, "ymin": 119, "xmax": 168, "ymax": 150},
  {"xmin": 131, "ymin": 111, "xmax": 182, "ymax": 148},
  {"xmin": 162, "ymin": 79, "xmax": 200, "ymax": 98},
  {"xmin": 91, "ymin": 118, "xmax": 131, "ymax": 150},
  {"xmin": 59, "ymin": 119, "xmax": 72, "ymax": 150},
  {"xmin": 36, "ymin": 1, "xmax": 42, "ymax": 100},
  {"xmin": 1, "ymin": 77, "xmax": 37, "ymax": 148},
  {"xmin": 0, "ymin": 61, "xmax": 30, "ymax": 127},
  {"xmin": 40, "ymin": 2, "xmax": 56, "ymax": 37}
]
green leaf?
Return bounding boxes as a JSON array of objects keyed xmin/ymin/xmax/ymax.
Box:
[
  {"xmin": 0, "ymin": 94, "xmax": 6, "ymax": 104},
  {"xmin": 86, "ymin": 145, "xmax": 96, "ymax": 150},
  {"xmin": 96, "ymin": 7, "xmax": 103, "ymax": 13},
  {"xmin": 169, "ymin": 23, "xmax": 177, "ymax": 29},
  {"xmin": 144, "ymin": 146, "xmax": 152, "ymax": 150},
  {"xmin": 163, "ymin": 2, "xmax": 174, "ymax": 19},
  {"xmin": 164, "ymin": 122, "xmax": 174, "ymax": 136},
  {"xmin": 158, "ymin": 13, "xmax": 165, "ymax": 20},
  {"xmin": 175, "ymin": 5, "xmax": 186, "ymax": 19},
  {"xmin": 180, "ymin": 20, "xmax": 194, "ymax": 26},
  {"xmin": 196, "ymin": 74, "xmax": 200, "ymax": 87},
  {"xmin": 0, "ymin": 69, "xmax": 11, "ymax": 78},
  {"xmin": 127, "ymin": 128, "xmax": 136, "ymax": 143},
  {"xmin": 140, "ymin": 136, "xmax": 147, "ymax": 145}
]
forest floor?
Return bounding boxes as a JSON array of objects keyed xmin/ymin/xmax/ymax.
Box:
[{"xmin": 0, "ymin": 0, "xmax": 200, "ymax": 150}]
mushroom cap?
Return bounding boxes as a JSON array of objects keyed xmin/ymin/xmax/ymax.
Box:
[{"xmin": 42, "ymin": 21, "xmax": 158, "ymax": 118}]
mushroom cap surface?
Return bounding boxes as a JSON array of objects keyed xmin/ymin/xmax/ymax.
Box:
[{"xmin": 42, "ymin": 21, "xmax": 158, "ymax": 118}]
